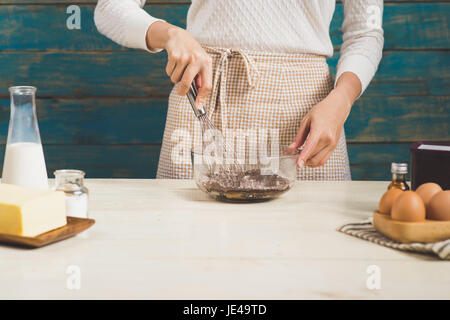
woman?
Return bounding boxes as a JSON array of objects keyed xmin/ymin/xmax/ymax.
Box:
[{"xmin": 94, "ymin": 0, "xmax": 383, "ymax": 180}]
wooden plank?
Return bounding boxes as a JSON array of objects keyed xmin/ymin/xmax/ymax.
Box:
[
  {"xmin": 0, "ymin": 3, "xmax": 449, "ymax": 51},
  {"xmin": 0, "ymin": 51, "xmax": 448, "ymax": 98},
  {"xmin": 0, "ymin": 98, "xmax": 168, "ymax": 144},
  {"xmin": 347, "ymin": 143, "xmax": 412, "ymax": 181},
  {"xmin": 0, "ymin": 142, "xmax": 417, "ymax": 180},
  {"xmin": 346, "ymin": 96, "xmax": 450, "ymax": 142},
  {"xmin": 0, "ymin": 51, "xmax": 170, "ymax": 97},
  {"xmin": 350, "ymin": 164, "xmax": 392, "ymax": 181},
  {"xmin": 382, "ymin": 3, "xmax": 450, "ymax": 49},
  {"xmin": 0, "ymin": 4, "xmax": 188, "ymax": 51},
  {"xmin": 0, "ymin": 96, "xmax": 447, "ymax": 145},
  {"xmin": 329, "ymin": 51, "xmax": 450, "ymax": 96},
  {"xmin": 348, "ymin": 143, "xmax": 411, "ymax": 165},
  {"xmin": 0, "ymin": 144, "xmax": 162, "ymax": 178},
  {"xmin": 332, "ymin": 3, "xmax": 450, "ymax": 49}
]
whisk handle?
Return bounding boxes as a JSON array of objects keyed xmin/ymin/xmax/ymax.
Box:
[{"xmin": 187, "ymin": 82, "xmax": 206, "ymax": 118}]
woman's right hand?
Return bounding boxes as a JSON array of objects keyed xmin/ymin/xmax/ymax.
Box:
[{"xmin": 146, "ymin": 21, "xmax": 212, "ymax": 107}]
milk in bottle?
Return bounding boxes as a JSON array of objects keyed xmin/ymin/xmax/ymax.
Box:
[{"xmin": 2, "ymin": 86, "xmax": 48, "ymax": 189}]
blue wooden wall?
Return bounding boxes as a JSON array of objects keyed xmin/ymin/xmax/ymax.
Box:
[{"xmin": 0, "ymin": 0, "xmax": 449, "ymax": 180}]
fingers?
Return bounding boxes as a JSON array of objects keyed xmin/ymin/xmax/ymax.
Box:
[
  {"xmin": 195, "ymin": 75, "xmax": 202, "ymax": 90},
  {"xmin": 166, "ymin": 49, "xmax": 213, "ymax": 98},
  {"xmin": 298, "ymin": 128, "xmax": 339, "ymax": 168},
  {"xmin": 171, "ymin": 61, "xmax": 188, "ymax": 86},
  {"xmin": 165, "ymin": 58, "xmax": 176, "ymax": 78},
  {"xmin": 167, "ymin": 51, "xmax": 190, "ymax": 86},
  {"xmin": 296, "ymin": 129, "xmax": 320, "ymax": 168},
  {"xmin": 306, "ymin": 147, "xmax": 333, "ymax": 167},
  {"xmin": 196, "ymin": 59, "xmax": 212, "ymax": 106},
  {"xmin": 288, "ymin": 118, "xmax": 310, "ymax": 151},
  {"xmin": 177, "ymin": 63, "xmax": 201, "ymax": 95}
]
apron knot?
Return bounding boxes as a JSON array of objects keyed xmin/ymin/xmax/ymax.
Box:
[
  {"xmin": 232, "ymin": 49, "xmax": 260, "ymax": 88},
  {"xmin": 203, "ymin": 46, "xmax": 260, "ymax": 132}
]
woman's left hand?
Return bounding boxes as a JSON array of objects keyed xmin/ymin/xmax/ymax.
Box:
[{"xmin": 287, "ymin": 72, "xmax": 361, "ymax": 168}]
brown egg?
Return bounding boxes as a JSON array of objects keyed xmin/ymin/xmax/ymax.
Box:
[
  {"xmin": 416, "ymin": 183, "xmax": 442, "ymax": 209},
  {"xmin": 378, "ymin": 189, "xmax": 403, "ymax": 215},
  {"xmin": 391, "ymin": 191, "xmax": 426, "ymax": 222},
  {"xmin": 427, "ymin": 190, "xmax": 450, "ymax": 221}
]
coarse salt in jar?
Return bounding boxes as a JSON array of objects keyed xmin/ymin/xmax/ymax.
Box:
[{"xmin": 53, "ymin": 169, "xmax": 89, "ymax": 218}]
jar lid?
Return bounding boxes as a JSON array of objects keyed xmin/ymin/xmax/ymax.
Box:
[
  {"xmin": 391, "ymin": 162, "xmax": 408, "ymax": 174},
  {"xmin": 9, "ymin": 86, "xmax": 37, "ymax": 95},
  {"xmin": 53, "ymin": 169, "xmax": 85, "ymax": 177}
]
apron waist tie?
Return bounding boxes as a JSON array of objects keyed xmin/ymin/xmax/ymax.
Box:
[{"xmin": 203, "ymin": 46, "xmax": 260, "ymax": 133}]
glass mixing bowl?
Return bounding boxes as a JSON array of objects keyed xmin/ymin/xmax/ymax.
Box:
[{"xmin": 192, "ymin": 145, "xmax": 299, "ymax": 202}]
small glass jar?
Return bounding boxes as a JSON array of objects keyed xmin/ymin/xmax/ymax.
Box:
[
  {"xmin": 53, "ymin": 169, "xmax": 89, "ymax": 218},
  {"xmin": 388, "ymin": 162, "xmax": 410, "ymax": 191}
]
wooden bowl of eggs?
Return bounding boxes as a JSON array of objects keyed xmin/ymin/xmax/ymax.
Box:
[{"xmin": 374, "ymin": 183, "xmax": 450, "ymax": 243}]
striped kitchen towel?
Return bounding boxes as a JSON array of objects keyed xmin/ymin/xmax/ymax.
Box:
[{"xmin": 338, "ymin": 218, "xmax": 450, "ymax": 260}]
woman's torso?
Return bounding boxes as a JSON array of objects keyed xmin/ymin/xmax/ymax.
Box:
[
  {"xmin": 156, "ymin": 47, "xmax": 351, "ymax": 180},
  {"xmin": 186, "ymin": 0, "xmax": 336, "ymax": 55}
]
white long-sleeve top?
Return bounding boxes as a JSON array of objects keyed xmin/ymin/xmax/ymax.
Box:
[{"xmin": 94, "ymin": 0, "xmax": 384, "ymax": 93}]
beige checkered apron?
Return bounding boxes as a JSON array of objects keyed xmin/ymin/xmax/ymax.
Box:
[{"xmin": 156, "ymin": 46, "xmax": 351, "ymax": 180}]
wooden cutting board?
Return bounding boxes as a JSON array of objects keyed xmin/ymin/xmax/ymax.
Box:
[
  {"xmin": 0, "ymin": 217, "xmax": 95, "ymax": 248},
  {"xmin": 373, "ymin": 211, "xmax": 450, "ymax": 243}
]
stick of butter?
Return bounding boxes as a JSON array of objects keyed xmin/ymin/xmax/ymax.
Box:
[{"xmin": 0, "ymin": 184, "xmax": 67, "ymax": 237}]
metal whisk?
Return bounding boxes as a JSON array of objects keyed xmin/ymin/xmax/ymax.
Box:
[{"xmin": 187, "ymin": 82, "xmax": 242, "ymax": 172}]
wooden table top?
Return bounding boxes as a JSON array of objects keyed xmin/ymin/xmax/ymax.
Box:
[{"xmin": 0, "ymin": 179, "xmax": 448, "ymax": 299}]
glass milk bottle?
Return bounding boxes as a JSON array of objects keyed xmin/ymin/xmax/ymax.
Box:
[{"xmin": 2, "ymin": 86, "xmax": 48, "ymax": 189}]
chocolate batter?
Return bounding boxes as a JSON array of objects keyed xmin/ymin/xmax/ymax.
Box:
[{"xmin": 199, "ymin": 168, "xmax": 291, "ymax": 201}]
